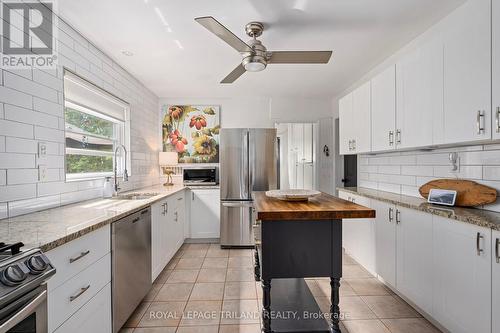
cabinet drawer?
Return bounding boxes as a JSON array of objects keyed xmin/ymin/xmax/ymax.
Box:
[
  {"xmin": 54, "ymin": 283, "xmax": 111, "ymax": 333},
  {"xmin": 49, "ymin": 253, "xmax": 111, "ymax": 332},
  {"xmin": 46, "ymin": 225, "xmax": 110, "ymax": 291},
  {"xmin": 171, "ymin": 190, "xmax": 185, "ymax": 206}
]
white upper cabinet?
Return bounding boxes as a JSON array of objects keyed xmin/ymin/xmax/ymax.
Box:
[
  {"xmin": 493, "ymin": 0, "xmax": 500, "ymax": 140},
  {"xmin": 371, "ymin": 66, "xmax": 396, "ymax": 152},
  {"xmin": 396, "ymin": 35, "xmax": 444, "ymax": 149},
  {"xmin": 442, "ymin": 0, "xmax": 491, "ymax": 144},
  {"xmin": 339, "ymin": 93, "xmax": 354, "ymax": 155},
  {"xmin": 352, "ymin": 81, "xmax": 372, "ymax": 154}
]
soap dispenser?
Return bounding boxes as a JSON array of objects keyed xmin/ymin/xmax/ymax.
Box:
[{"xmin": 103, "ymin": 176, "xmax": 113, "ymax": 198}]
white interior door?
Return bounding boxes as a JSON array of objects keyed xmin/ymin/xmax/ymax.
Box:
[
  {"xmin": 396, "ymin": 35, "xmax": 444, "ymax": 148},
  {"xmin": 442, "ymin": 0, "xmax": 491, "ymax": 144}
]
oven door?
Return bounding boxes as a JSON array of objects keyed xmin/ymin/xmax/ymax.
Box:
[{"xmin": 0, "ymin": 285, "xmax": 47, "ymax": 333}]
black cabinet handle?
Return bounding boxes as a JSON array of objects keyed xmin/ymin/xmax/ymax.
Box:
[
  {"xmin": 495, "ymin": 238, "xmax": 499, "ymax": 264},
  {"xmin": 476, "ymin": 232, "xmax": 484, "ymax": 256}
]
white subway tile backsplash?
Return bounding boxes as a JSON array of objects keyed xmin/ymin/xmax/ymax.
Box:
[
  {"xmin": 8, "ymin": 194, "xmax": 60, "ymax": 217},
  {"xmin": 37, "ymin": 181, "xmax": 78, "ymax": 196},
  {"xmin": 3, "ymin": 71, "xmax": 58, "ymax": 103},
  {"xmin": 0, "ymin": 86, "xmax": 33, "ymax": 109},
  {"xmin": 33, "ymin": 97, "xmax": 63, "ymax": 117},
  {"xmin": 361, "ymin": 143, "xmax": 500, "ymax": 212},
  {"xmin": 33, "ymin": 69, "xmax": 64, "ymax": 92},
  {"xmin": 60, "ymin": 188, "xmax": 102, "ymax": 206},
  {"xmin": 5, "ymin": 137, "xmax": 37, "ymax": 153},
  {"xmin": 0, "ymin": 153, "xmax": 35, "ymax": 169},
  {"xmin": 0, "ymin": 119, "xmax": 33, "ymax": 139},
  {"xmin": 0, "ymin": 203, "xmax": 7, "ymax": 219},
  {"xmin": 433, "ymin": 165, "xmax": 483, "ymax": 180},
  {"xmin": 0, "ymin": 170, "xmax": 6, "ymax": 186},
  {"xmin": 0, "ymin": 184, "xmax": 36, "ymax": 202},
  {"xmin": 7, "ymin": 169, "xmax": 38, "ymax": 185},
  {"xmin": 484, "ymin": 166, "xmax": 500, "ymax": 181},
  {"xmin": 0, "ymin": 137, "xmax": 5, "ymax": 152},
  {"xmin": 4, "ymin": 104, "xmax": 59, "ymax": 129},
  {"xmin": 34, "ymin": 126, "xmax": 64, "ymax": 142}
]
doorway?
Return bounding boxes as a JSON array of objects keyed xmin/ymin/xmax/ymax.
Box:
[{"xmin": 275, "ymin": 122, "xmax": 317, "ymax": 190}]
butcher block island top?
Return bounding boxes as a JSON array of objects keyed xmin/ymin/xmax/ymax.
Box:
[{"xmin": 252, "ymin": 191, "xmax": 376, "ymax": 221}]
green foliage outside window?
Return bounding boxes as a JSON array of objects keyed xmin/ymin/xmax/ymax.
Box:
[
  {"xmin": 65, "ymin": 107, "xmax": 114, "ymax": 138},
  {"xmin": 66, "ymin": 155, "xmax": 113, "ymax": 174}
]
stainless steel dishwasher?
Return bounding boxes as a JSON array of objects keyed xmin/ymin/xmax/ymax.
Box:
[{"xmin": 112, "ymin": 207, "xmax": 151, "ymax": 333}]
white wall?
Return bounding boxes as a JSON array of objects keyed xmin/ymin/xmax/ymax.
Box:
[
  {"xmin": 160, "ymin": 96, "xmax": 332, "ymax": 128},
  {"xmin": 0, "ymin": 15, "xmax": 160, "ymax": 218}
]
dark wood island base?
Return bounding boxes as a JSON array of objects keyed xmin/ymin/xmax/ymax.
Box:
[{"xmin": 252, "ymin": 191, "xmax": 375, "ymax": 333}]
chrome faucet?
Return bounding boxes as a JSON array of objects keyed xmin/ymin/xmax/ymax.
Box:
[{"xmin": 114, "ymin": 144, "xmax": 129, "ymax": 193}]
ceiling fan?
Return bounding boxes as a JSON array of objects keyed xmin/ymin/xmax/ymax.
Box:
[{"xmin": 194, "ymin": 16, "xmax": 333, "ymax": 83}]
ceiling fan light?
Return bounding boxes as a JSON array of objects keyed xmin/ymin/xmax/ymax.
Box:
[{"xmin": 244, "ymin": 61, "xmax": 266, "ymax": 72}]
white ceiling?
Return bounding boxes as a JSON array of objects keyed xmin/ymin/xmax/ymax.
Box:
[{"xmin": 58, "ymin": 0, "xmax": 465, "ymax": 99}]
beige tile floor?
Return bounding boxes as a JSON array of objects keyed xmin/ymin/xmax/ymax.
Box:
[{"xmin": 120, "ymin": 243, "xmax": 442, "ymax": 333}]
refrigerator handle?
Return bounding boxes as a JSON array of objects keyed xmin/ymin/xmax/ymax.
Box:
[{"xmin": 246, "ymin": 130, "xmax": 252, "ymax": 198}]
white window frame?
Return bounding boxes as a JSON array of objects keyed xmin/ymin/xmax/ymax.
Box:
[{"xmin": 63, "ymin": 70, "xmax": 131, "ymax": 182}]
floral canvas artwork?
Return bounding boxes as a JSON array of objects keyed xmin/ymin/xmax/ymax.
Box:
[{"xmin": 162, "ymin": 105, "xmax": 220, "ymax": 163}]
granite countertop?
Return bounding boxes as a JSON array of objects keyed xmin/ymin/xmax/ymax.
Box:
[
  {"xmin": 338, "ymin": 187, "xmax": 500, "ymax": 231},
  {"xmin": 0, "ymin": 185, "xmax": 187, "ymax": 252},
  {"xmin": 252, "ymin": 191, "xmax": 375, "ymax": 221}
]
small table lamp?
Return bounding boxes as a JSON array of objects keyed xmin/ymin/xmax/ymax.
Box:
[{"xmin": 159, "ymin": 152, "xmax": 178, "ymax": 186}]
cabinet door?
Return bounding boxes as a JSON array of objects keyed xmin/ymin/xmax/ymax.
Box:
[
  {"xmin": 191, "ymin": 189, "xmax": 220, "ymax": 238},
  {"xmin": 396, "ymin": 36, "xmax": 444, "ymax": 149},
  {"xmin": 339, "ymin": 191, "xmax": 354, "ymax": 254},
  {"xmin": 303, "ymin": 162, "xmax": 314, "ymax": 190},
  {"xmin": 54, "ymin": 283, "xmax": 111, "ymax": 333},
  {"xmin": 352, "ymin": 81, "xmax": 371, "ymax": 153},
  {"xmin": 173, "ymin": 193, "xmax": 186, "ymax": 252},
  {"xmin": 339, "ymin": 93, "xmax": 353, "ymax": 155},
  {"xmin": 442, "ymin": 0, "xmax": 491, "ymax": 144},
  {"xmin": 493, "ymin": 230, "xmax": 500, "ymax": 333},
  {"xmin": 372, "ymin": 200, "xmax": 396, "ymax": 287},
  {"xmin": 433, "ymin": 216, "xmax": 491, "ymax": 333},
  {"xmin": 493, "ymin": 0, "xmax": 500, "ymax": 140},
  {"xmin": 348, "ymin": 194, "xmax": 375, "ymax": 276},
  {"xmin": 291, "ymin": 123, "xmax": 304, "ymax": 161},
  {"xmin": 371, "ymin": 65, "xmax": 396, "ymax": 152},
  {"xmin": 151, "ymin": 199, "xmax": 169, "ymax": 281},
  {"xmin": 396, "ymin": 207, "xmax": 433, "ymax": 314}
]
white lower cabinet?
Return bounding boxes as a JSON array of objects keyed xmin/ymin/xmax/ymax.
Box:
[
  {"xmin": 493, "ymin": 230, "xmax": 500, "ymax": 333},
  {"xmin": 339, "ymin": 191, "xmax": 375, "ymax": 275},
  {"xmin": 432, "ymin": 215, "xmax": 491, "ymax": 333},
  {"xmin": 372, "ymin": 200, "xmax": 396, "ymax": 287},
  {"xmin": 152, "ymin": 190, "xmax": 186, "ymax": 281},
  {"xmin": 189, "ymin": 188, "xmax": 220, "ymax": 239},
  {"xmin": 396, "ymin": 207, "xmax": 433, "ymax": 314},
  {"xmin": 54, "ymin": 283, "xmax": 111, "ymax": 333}
]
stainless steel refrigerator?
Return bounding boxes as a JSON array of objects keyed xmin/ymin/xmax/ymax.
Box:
[{"xmin": 220, "ymin": 128, "xmax": 277, "ymax": 247}]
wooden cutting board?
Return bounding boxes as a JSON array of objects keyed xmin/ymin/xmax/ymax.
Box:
[{"xmin": 419, "ymin": 179, "xmax": 497, "ymax": 207}]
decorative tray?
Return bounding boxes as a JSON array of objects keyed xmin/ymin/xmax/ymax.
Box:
[{"xmin": 265, "ymin": 189, "xmax": 321, "ymax": 202}]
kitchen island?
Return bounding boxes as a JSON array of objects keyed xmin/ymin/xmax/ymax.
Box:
[{"xmin": 252, "ymin": 191, "xmax": 375, "ymax": 333}]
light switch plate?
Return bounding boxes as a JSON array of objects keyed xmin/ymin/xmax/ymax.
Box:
[
  {"xmin": 38, "ymin": 142, "xmax": 47, "ymax": 157},
  {"xmin": 38, "ymin": 165, "xmax": 47, "ymax": 181}
]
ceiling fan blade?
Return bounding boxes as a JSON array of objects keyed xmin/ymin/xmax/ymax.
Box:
[
  {"xmin": 195, "ymin": 16, "xmax": 252, "ymax": 53},
  {"xmin": 221, "ymin": 64, "xmax": 246, "ymax": 84},
  {"xmin": 268, "ymin": 51, "xmax": 333, "ymax": 64}
]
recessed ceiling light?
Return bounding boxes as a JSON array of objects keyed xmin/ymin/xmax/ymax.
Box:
[{"xmin": 122, "ymin": 51, "xmax": 133, "ymax": 56}]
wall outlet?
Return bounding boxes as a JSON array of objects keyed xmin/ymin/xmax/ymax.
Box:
[
  {"xmin": 449, "ymin": 152, "xmax": 460, "ymax": 173},
  {"xmin": 38, "ymin": 165, "xmax": 47, "ymax": 182},
  {"xmin": 38, "ymin": 142, "xmax": 47, "ymax": 157}
]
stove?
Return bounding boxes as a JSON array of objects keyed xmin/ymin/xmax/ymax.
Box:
[{"xmin": 0, "ymin": 242, "xmax": 55, "ymax": 333}]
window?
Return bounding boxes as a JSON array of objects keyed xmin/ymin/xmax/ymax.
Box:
[{"xmin": 63, "ymin": 70, "xmax": 130, "ymax": 181}]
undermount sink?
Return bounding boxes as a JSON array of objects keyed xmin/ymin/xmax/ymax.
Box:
[{"xmin": 113, "ymin": 192, "xmax": 160, "ymax": 200}]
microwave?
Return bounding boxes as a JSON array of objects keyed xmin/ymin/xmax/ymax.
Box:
[{"xmin": 183, "ymin": 167, "xmax": 218, "ymax": 186}]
